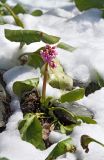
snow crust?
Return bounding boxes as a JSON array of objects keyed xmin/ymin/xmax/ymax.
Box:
[{"xmin": 0, "ymin": 0, "xmax": 104, "ymax": 160}]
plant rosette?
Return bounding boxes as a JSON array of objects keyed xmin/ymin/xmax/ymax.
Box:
[{"xmin": 4, "ymin": 26, "xmax": 100, "ymax": 158}]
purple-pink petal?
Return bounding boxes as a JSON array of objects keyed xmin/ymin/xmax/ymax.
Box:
[{"xmin": 40, "ymin": 44, "xmax": 58, "ymax": 68}]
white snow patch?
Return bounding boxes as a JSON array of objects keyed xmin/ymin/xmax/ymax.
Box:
[
  {"xmin": 71, "ymin": 124, "xmax": 104, "ymax": 160},
  {"xmin": 7, "ymin": 0, "xmax": 70, "ymax": 10},
  {"xmin": 49, "ymin": 131, "xmax": 67, "ymax": 144},
  {"xmin": 80, "ymin": 88, "xmax": 104, "ymax": 126},
  {"xmin": 0, "ymin": 24, "xmax": 21, "ymax": 69}
]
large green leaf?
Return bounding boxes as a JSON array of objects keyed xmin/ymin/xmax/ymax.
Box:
[
  {"xmin": 74, "ymin": 0, "xmax": 104, "ymax": 11},
  {"xmin": 60, "ymin": 88, "xmax": 85, "ymax": 103},
  {"xmin": 5, "ymin": 29, "xmax": 41, "ymax": 44},
  {"xmin": 81, "ymin": 135, "xmax": 104, "ymax": 153},
  {"xmin": 13, "ymin": 78, "xmax": 39, "ymax": 97},
  {"xmin": 49, "ymin": 72, "xmax": 73, "ymax": 90},
  {"xmin": 18, "ymin": 113, "xmax": 45, "ymax": 150},
  {"xmin": 12, "ymin": 3, "xmax": 26, "ymax": 14},
  {"xmin": 48, "ymin": 60, "xmax": 73, "ymax": 90},
  {"xmin": 53, "ymin": 102, "xmax": 95, "ymax": 125},
  {"xmin": 2, "ymin": 3, "xmax": 24, "ymax": 28},
  {"xmin": 51, "ymin": 107, "xmax": 77, "ymax": 125},
  {"xmin": 55, "ymin": 102, "xmax": 94, "ymax": 118},
  {"xmin": 57, "ymin": 42, "xmax": 76, "ymax": 52},
  {"xmin": 31, "ymin": 10, "xmax": 43, "ymax": 16},
  {"xmin": 5, "ymin": 29, "xmax": 60, "ymax": 44},
  {"xmin": 45, "ymin": 138, "xmax": 76, "ymax": 160}
]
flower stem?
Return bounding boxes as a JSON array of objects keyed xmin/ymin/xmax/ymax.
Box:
[{"xmin": 42, "ymin": 63, "xmax": 48, "ymax": 102}]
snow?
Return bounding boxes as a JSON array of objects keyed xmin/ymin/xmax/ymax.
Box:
[
  {"xmin": 80, "ymin": 88, "xmax": 104, "ymax": 127},
  {"xmin": 7, "ymin": 0, "xmax": 70, "ymax": 10},
  {"xmin": 0, "ymin": 24, "xmax": 21, "ymax": 69},
  {"xmin": 49, "ymin": 131, "xmax": 67, "ymax": 144},
  {"xmin": 71, "ymin": 124, "xmax": 104, "ymax": 160},
  {"xmin": 0, "ymin": 0, "xmax": 104, "ymax": 159},
  {"xmin": 70, "ymin": 88, "xmax": 104, "ymax": 160}
]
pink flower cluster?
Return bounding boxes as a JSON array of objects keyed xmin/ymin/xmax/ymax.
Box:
[{"xmin": 40, "ymin": 45, "xmax": 58, "ymax": 68}]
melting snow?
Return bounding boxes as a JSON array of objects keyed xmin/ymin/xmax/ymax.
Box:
[{"xmin": 0, "ymin": 0, "xmax": 104, "ymax": 159}]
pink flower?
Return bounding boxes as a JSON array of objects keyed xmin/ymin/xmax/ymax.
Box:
[{"xmin": 40, "ymin": 45, "xmax": 58, "ymax": 68}]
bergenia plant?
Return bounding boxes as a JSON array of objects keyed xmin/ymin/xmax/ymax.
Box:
[
  {"xmin": 0, "ymin": 1, "xmax": 104, "ymax": 159},
  {"xmin": 4, "ymin": 28, "xmax": 99, "ymax": 159},
  {"xmin": 40, "ymin": 45, "xmax": 58, "ymax": 102}
]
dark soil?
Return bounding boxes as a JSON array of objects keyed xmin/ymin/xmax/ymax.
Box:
[
  {"xmin": 85, "ymin": 82, "xmax": 100, "ymax": 96},
  {"xmin": 20, "ymin": 89, "xmax": 41, "ymax": 114},
  {"xmin": 74, "ymin": 79, "xmax": 101, "ymax": 96}
]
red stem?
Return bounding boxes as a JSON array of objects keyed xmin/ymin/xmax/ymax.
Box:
[{"xmin": 42, "ymin": 63, "xmax": 48, "ymax": 102}]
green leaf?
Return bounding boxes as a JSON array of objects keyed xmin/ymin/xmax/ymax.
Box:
[
  {"xmin": 81, "ymin": 135, "xmax": 104, "ymax": 153},
  {"xmin": 0, "ymin": 0, "xmax": 6, "ymax": 3},
  {"xmin": 5, "ymin": 29, "xmax": 41, "ymax": 44},
  {"xmin": 28, "ymin": 53, "xmax": 43, "ymax": 68},
  {"xmin": 74, "ymin": 0, "xmax": 104, "ymax": 11},
  {"xmin": 13, "ymin": 78, "xmax": 39, "ymax": 97},
  {"xmin": 31, "ymin": 10, "xmax": 43, "ymax": 16},
  {"xmin": 57, "ymin": 102, "xmax": 94, "ymax": 118},
  {"xmin": 5, "ymin": 29, "xmax": 60, "ymax": 44},
  {"xmin": 12, "ymin": 3, "xmax": 26, "ymax": 14},
  {"xmin": 18, "ymin": 113, "xmax": 45, "ymax": 150},
  {"xmin": 60, "ymin": 88, "xmax": 85, "ymax": 103},
  {"xmin": 27, "ymin": 47, "xmax": 44, "ymax": 68},
  {"xmin": 77, "ymin": 116, "xmax": 97, "ymax": 124},
  {"xmin": 3, "ymin": 3, "xmax": 24, "ymax": 28},
  {"xmin": 48, "ymin": 60, "xmax": 73, "ymax": 90},
  {"xmin": 49, "ymin": 72, "xmax": 73, "ymax": 90},
  {"xmin": 96, "ymin": 72, "xmax": 104, "ymax": 87},
  {"xmin": 60, "ymin": 124, "xmax": 80, "ymax": 134},
  {"xmin": 41, "ymin": 33, "xmax": 60, "ymax": 44},
  {"xmin": 57, "ymin": 42, "xmax": 76, "ymax": 52},
  {"xmin": 53, "ymin": 102, "xmax": 95, "ymax": 125},
  {"xmin": 51, "ymin": 107, "xmax": 77, "ymax": 124},
  {"xmin": 0, "ymin": 17, "xmax": 6, "ymax": 24},
  {"xmin": 43, "ymin": 96, "xmax": 53, "ymax": 107},
  {"xmin": 45, "ymin": 138, "xmax": 76, "ymax": 160},
  {"xmin": 60, "ymin": 124, "xmax": 66, "ymax": 134}
]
